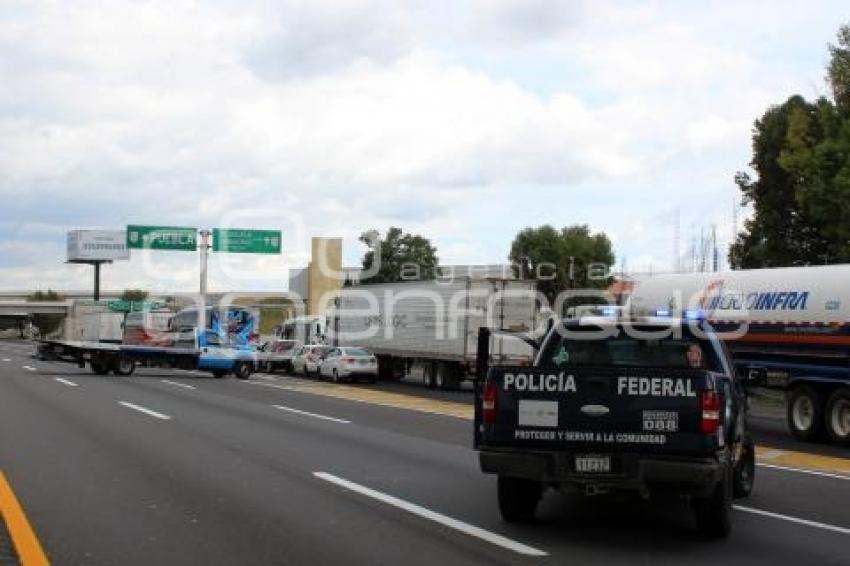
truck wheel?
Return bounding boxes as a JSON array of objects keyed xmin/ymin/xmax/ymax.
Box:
[
  {"xmin": 733, "ymin": 435, "xmax": 755, "ymax": 498},
  {"xmin": 497, "ymin": 476, "xmax": 541, "ymax": 523},
  {"xmin": 426, "ymin": 363, "xmax": 438, "ymax": 389},
  {"xmin": 825, "ymin": 388, "xmax": 850, "ymax": 446},
  {"xmin": 112, "ymin": 357, "xmax": 136, "ymax": 377},
  {"xmin": 787, "ymin": 385, "xmax": 825, "ymax": 441},
  {"xmin": 437, "ymin": 362, "xmax": 461, "ymax": 391},
  {"xmin": 693, "ymin": 461, "xmax": 732, "ymax": 538},
  {"xmin": 233, "ymin": 362, "xmax": 252, "ymax": 380},
  {"xmin": 90, "ymin": 358, "xmax": 110, "ymax": 375}
]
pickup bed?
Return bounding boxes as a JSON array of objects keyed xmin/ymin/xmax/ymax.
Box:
[{"xmin": 474, "ymin": 319, "xmax": 756, "ymax": 538}]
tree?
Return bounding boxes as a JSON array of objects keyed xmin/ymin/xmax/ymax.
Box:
[
  {"xmin": 509, "ymin": 224, "xmax": 615, "ymax": 308},
  {"xmin": 121, "ymin": 289, "xmax": 148, "ymax": 302},
  {"xmin": 731, "ymin": 25, "xmax": 850, "ymax": 268},
  {"xmin": 359, "ymin": 227, "xmax": 440, "ymax": 284},
  {"xmin": 828, "ymin": 24, "xmax": 850, "ymax": 112},
  {"xmin": 26, "ymin": 289, "xmax": 64, "ymax": 302}
]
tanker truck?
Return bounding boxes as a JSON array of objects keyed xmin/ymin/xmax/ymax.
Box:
[{"xmin": 627, "ymin": 264, "xmax": 850, "ymax": 446}]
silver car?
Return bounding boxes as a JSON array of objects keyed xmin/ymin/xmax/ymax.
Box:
[{"xmin": 318, "ymin": 347, "xmax": 378, "ymax": 383}]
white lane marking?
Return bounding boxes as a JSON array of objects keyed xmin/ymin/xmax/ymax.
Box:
[
  {"xmin": 2, "ymin": 358, "xmax": 11, "ymax": 362},
  {"xmin": 54, "ymin": 378, "xmax": 79, "ymax": 387},
  {"xmin": 161, "ymin": 379, "xmax": 196, "ymax": 390},
  {"xmin": 314, "ymin": 472, "xmax": 548, "ymax": 557},
  {"xmin": 118, "ymin": 401, "xmax": 171, "ymax": 421},
  {"xmin": 22, "ymin": 365, "xmax": 37, "ymax": 372},
  {"xmin": 757, "ymin": 463, "xmax": 850, "ymax": 482},
  {"xmin": 735, "ymin": 505, "xmax": 850, "ymax": 536},
  {"xmin": 245, "ymin": 381, "xmax": 297, "ymax": 392},
  {"xmin": 273, "ymin": 405, "xmax": 350, "ymax": 424}
]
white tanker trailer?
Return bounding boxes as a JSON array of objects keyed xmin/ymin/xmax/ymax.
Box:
[{"xmin": 627, "ymin": 264, "xmax": 850, "ymax": 446}]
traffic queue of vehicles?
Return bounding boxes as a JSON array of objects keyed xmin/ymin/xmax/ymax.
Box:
[{"xmin": 262, "ymin": 343, "xmax": 378, "ymax": 383}]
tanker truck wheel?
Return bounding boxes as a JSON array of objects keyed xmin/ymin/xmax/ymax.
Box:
[
  {"xmin": 825, "ymin": 388, "xmax": 850, "ymax": 447},
  {"xmin": 787, "ymin": 385, "xmax": 825, "ymax": 442}
]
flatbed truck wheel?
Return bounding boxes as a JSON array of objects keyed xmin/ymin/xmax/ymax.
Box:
[
  {"xmin": 90, "ymin": 358, "xmax": 110, "ymax": 375},
  {"xmin": 497, "ymin": 476, "xmax": 541, "ymax": 523},
  {"xmin": 825, "ymin": 388, "xmax": 850, "ymax": 446},
  {"xmin": 787, "ymin": 385, "xmax": 825, "ymax": 442},
  {"xmin": 112, "ymin": 357, "xmax": 136, "ymax": 376},
  {"xmin": 693, "ymin": 461, "xmax": 732, "ymax": 538},
  {"xmin": 233, "ymin": 362, "xmax": 252, "ymax": 380}
]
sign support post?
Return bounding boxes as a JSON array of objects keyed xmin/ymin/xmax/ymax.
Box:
[{"xmin": 198, "ymin": 230, "xmax": 211, "ymax": 339}]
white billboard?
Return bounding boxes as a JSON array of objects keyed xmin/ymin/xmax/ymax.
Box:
[{"xmin": 67, "ymin": 230, "xmax": 130, "ymax": 262}]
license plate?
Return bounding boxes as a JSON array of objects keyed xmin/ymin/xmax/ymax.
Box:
[{"xmin": 575, "ymin": 455, "xmax": 611, "ymax": 473}]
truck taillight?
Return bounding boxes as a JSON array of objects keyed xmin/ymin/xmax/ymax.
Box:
[
  {"xmin": 700, "ymin": 390, "xmax": 720, "ymax": 434},
  {"xmin": 482, "ymin": 381, "xmax": 498, "ymax": 424}
]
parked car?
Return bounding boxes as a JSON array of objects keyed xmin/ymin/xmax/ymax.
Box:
[
  {"xmin": 319, "ymin": 347, "xmax": 378, "ymax": 383},
  {"xmin": 257, "ymin": 339, "xmax": 302, "ymax": 373},
  {"xmin": 292, "ymin": 345, "xmax": 333, "ymax": 377}
]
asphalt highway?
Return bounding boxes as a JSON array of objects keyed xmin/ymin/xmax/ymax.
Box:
[{"xmin": 1, "ymin": 340, "xmax": 848, "ymax": 565}]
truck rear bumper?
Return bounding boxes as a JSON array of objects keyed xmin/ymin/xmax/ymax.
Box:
[{"xmin": 479, "ymin": 449, "xmax": 722, "ymax": 498}]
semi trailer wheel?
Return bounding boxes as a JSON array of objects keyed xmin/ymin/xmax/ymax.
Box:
[
  {"xmin": 825, "ymin": 388, "xmax": 850, "ymax": 446},
  {"xmin": 787, "ymin": 385, "xmax": 825, "ymax": 442}
]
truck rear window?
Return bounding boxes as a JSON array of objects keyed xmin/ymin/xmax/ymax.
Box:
[{"xmin": 539, "ymin": 329, "xmax": 718, "ymax": 371}]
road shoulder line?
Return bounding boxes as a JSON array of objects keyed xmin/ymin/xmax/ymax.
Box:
[{"xmin": 0, "ymin": 470, "xmax": 49, "ymax": 566}]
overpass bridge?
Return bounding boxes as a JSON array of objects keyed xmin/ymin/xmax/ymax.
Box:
[{"xmin": 0, "ymin": 301, "xmax": 70, "ymax": 336}]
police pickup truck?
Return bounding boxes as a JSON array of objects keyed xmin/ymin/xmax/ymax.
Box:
[{"xmin": 474, "ymin": 318, "xmax": 756, "ymax": 538}]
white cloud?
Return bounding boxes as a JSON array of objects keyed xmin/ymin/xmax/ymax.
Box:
[{"xmin": 0, "ymin": 0, "xmax": 845, "ymax": 290}]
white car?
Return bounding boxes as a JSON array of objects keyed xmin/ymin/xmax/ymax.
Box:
[
  {"xmin": 292, "ymin": 345, "xmax": 333, "ymax": 377},
  {"xmin": 318, "ymin": 347, "xmax": 378, "ymax": 383}
]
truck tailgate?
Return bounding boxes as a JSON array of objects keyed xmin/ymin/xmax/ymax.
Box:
[{"xmin": 476, "ymin": 366, "xmax": 721, "ymax": 456}]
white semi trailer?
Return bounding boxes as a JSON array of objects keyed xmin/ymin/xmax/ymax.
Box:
[
  {"xmin": 627, "ymin": 264, "xmax": 850, "ymax": 446},
  {"xmin": 328, "ymin": 278, "xmax": 540, "ymax": 389}
]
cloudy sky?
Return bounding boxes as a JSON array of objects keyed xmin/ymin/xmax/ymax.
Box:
[{"xmin": 0, "ymin": 0, "xmax": 845, "ymax": 292}]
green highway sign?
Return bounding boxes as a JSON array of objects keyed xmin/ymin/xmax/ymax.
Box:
[
  {"xmin": 107, "ymin": 300, "xmax": 167, "ymax": 312},
  {"xmin": 212, "ymin": 229, "xmax": 281, "ymax": 254},
  {"xmin": 126, "ymin": 225, "xmax": 197, "ymax": 251}
]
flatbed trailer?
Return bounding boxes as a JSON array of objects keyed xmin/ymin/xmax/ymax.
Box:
[{"xmin": 37, "ymin": 339, "xmax": 258, "ymax": 379}]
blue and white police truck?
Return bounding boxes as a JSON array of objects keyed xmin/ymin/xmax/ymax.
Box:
[{"xmin": 627, "ymin": 264, "xmax": 850, "ymax": 446}]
